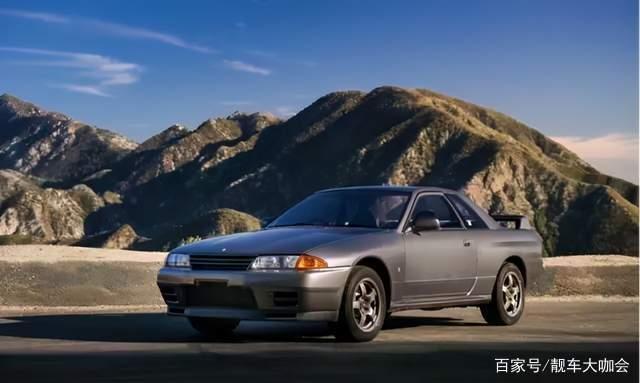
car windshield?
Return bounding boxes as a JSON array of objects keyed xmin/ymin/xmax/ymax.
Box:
[{"xmin": 269, "ymin": 189, "xmax": 411, "ymax": 229}]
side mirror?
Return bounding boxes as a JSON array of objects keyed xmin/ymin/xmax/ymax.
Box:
[{"xmin": 412, "ymin": 211, "xmax": 440, "ymax": 232}]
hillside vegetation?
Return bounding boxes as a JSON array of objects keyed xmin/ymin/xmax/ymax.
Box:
[{"xmin": 0, "ymin": 88, "xmax": 636, "ymax": 255}]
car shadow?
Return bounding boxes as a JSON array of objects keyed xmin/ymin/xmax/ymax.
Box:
[
  {"xmin": 0, "ymin": 312, "xmax": 485, "ymax": 344},
  {"xmin": 383, "ymin": 314, "xmax": 487, "ymax": 330}
]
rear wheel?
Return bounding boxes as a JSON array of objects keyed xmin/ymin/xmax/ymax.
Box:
[
  {"xmin": 333, "ymin": 266, "xmax": 386, "ymax": 342},
  {"xmin": 480, "ymin": 263, "xmax": 525, "ymax": 325},
  {"xmin": 188, "ymin": 317, "xmax": 239, "ymax": 338}
]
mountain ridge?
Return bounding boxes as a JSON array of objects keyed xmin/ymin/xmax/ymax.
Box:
[
  {"xmin": 0, "ymin": 88, "xmax": 636, "ymax": 255},
  {"xmin": 0, "ymin": 93, "xmax": 137, "ymax": 182}
]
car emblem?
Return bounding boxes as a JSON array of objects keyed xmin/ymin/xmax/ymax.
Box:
[{"xmin": 221, "ymin": 248, "xmax": 227, "ymax": 252}]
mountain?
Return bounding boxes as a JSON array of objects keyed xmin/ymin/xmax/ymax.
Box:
[
  {"xmin": 0, "ymin": 170, "xmax": 107, "ymax": 242},
  {"xmin": 75, "ymin": 224, "xmax": 141, "ymax": 249},
  {"xmin": 84, "ymin": 112, "xmax": 280, "ymax": 192},
  {"xmin": 0, "ymin": 94, "xmax": 137, "ymax": 182},
  {"xmin": 0, "ymin": 89, "xmax": 636, "ymax": 255},
  {"xmin": 122, "ymin": 87, "xmax": 638, "ymax": 255},
  {"xmin": 131, "ymin": 208, "xmax": 263, "ymax": 251}
]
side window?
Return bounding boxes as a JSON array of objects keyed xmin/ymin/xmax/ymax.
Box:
[
  {"xmin": 446, "ymin": 194, "xmax": 488, "ymax": 229},
  {"xmin": 411, "ymin": 194, "xmax": 462, "ymax": 229}
]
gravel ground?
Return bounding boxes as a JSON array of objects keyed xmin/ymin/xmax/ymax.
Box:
[
  {"xmin": 543, "ymin": 255, "xmax": 638, "ymax": 267},
  {"xmin": 0, "ymin": 245, "xmax": 166, "ymax": 263}
]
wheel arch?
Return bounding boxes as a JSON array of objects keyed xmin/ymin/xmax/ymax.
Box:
[
  {"xmin": 503, "ymin": 255, "xmax": 527, "ymax": 287},
  {"xmin": 354, "ymin": 256, "xmax": 392, "ymax": 310}
]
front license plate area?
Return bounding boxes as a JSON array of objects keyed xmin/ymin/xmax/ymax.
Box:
[{"xmin": 187, "ymin": 281, "xmax": 256, "ymax": 308}]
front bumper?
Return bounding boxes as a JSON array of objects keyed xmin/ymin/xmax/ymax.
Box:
[{"xmin": 157, "ymin": 267, "xmax": 351, "ymax": 322}]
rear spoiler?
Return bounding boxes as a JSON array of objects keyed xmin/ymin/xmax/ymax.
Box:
[{"xmin": 491, "ymin": 215, "xmax": 532, "ymax": 230}]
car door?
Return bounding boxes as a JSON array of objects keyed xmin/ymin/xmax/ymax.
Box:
[{"xmin": 401, "ymin": 193, "xmax": 477, "ymax": 300}]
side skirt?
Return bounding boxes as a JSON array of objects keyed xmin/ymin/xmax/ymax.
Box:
[{"xmin": 389, "ymin": 295, "xmax": 491, "ymax": 312}]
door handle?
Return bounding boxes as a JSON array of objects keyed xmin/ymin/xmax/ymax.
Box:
[{"xmin": 463, "ymin": 240, "xmax": 472, "ymax": 247}]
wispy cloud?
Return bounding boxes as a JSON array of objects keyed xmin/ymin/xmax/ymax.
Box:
[
  {"xmin": 551, "ymin": 134, "xmax": 638, "ymax": 160},
  {"xmin": 551, "ymin": 133, "xmax": 639, "ymax": 183},
  {"xmin": 0, "ymin": 46, "xmax": 142, "ymax": 97},
  {"xmin": 54, "ymin": 84, "xmax": 111, "ymax": 97},
  {"xmin": 275, "ymin": 106, "xmax": 297, "ymax": 118},
  {"xmin": 0, "ymin": 8, "xmax": 68, "ymax": 23},
  {"xmin": 224, "ymin": 60, "xmax": 271, "ymax": 76},
  {"xmin": 83, "ymin": 19, "xmax": 214, "ymax": 53},
  {"xmin": 245, "ymin": 49, "xmax": 317, "ymax": 68},
  {"xmin": 0, "ymin": 8, "xmax": 213, "ymax": 53}
]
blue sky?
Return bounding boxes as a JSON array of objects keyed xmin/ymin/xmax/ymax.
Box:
[{"xmin": 1, "ymin": 0, "xmax": 638, "ymax": 181}]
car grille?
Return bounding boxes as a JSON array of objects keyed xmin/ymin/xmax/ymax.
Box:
[{"xmin": 189, "ymin": 255, "xmax": 256, "ymax": 271}]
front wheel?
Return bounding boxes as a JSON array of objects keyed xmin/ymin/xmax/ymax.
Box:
[
  {"xmin": 480, "ymin": 263, "xmax": 525, "ymax": 325},
  {"xmin": 332, "ymin": 266, "xmax": 386, "ymax": 342},
  {"xmin": 187, "ymin": 317, "xmax": 239, "ymax": 338}
]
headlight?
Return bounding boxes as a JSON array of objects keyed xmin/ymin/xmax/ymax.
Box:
[
  {"xmin": 250, "ymin": 255, "xmax": 298, "ymax": 270},
  {"xmin": 250, "ymin": 254, "xmax": 328, "ymax": 270},
  {"xmin": 165, "ymin": 253, "xmax": 190, "ymax": 268}
]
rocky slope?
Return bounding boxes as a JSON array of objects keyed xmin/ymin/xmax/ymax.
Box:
[
  {"xmin": 0, "ymin": 94, "xmax": 137, "ymax": 182},
  {"xmin": 132, "ymin": 208, "xmax": 262, "ymax": 251},
  {"xmin": 0, "ymin": 89, "xmax": 636, "ymax": 255},
  {"xmin": 123, "ymin": 87, "xmax": 638, "ymax": 255},
  {"xmin": 0, "ymin": 170, "xmax": 107, "ymax": 242},
  {"xmin": 84, "ymin": 112, "xmax": 280, "ymax": 192},
  {"xmin": 75, "ymin": 224, "xmax": 141, "ymax": 249}
]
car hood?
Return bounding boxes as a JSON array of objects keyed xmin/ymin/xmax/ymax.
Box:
[{"xmin": 173, "ymin": 226, "xmax": 380, "ymax": 255}]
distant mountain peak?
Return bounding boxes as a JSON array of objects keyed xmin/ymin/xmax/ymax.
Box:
[
  {"xmin": 0, "ymin": 93, "xmax": 50, "ymax": 118},
  {"xmin": 135, "ymin": 124, "xmax": 190, "ymax": 153},
  {"xmin": 0, "ymin": 95, "xmax": 136, "ymax": 181},
  {"xmin": 227, "ymin": 112, "xmax": 281, "ymax": 135}
]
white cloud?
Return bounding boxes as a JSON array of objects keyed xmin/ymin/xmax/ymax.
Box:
[
  {"xmin": 224, "ymin": 60, "xmax": 271, "ymax": 76},
  {"xmin": 83, "ymin": 20, "xmax": 214, "ymax": 53},
  {"xmin": 0, "ymin": 8, "xmax": 213, "ymax": 53},
  {"xmin": 275, "ymin": 106, "xmax": 297, "ymax": 118},
  {"xmin": 54, "ymin": 84, "xmax": 111, "ymax": 97},
  {"xmin": 0, "ymin": 46, "xmax": 142, "ymax": 97},
  {"xmin": 551, "ymin": 133, "xmax": 639, "ymax": 183},
  {"xmin": 0, "ymin": 8, "xmax": 68, "ymax": 23},
  {"xmin": 551, "ymin": 134, "xmax": 638, "ymax": 160}
]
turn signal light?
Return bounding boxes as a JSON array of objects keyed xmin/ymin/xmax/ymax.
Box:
[{"xmin": 295, "ymin": 254, "xmax": 328, "ymax": 270}]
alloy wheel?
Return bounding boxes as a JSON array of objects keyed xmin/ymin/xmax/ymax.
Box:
[
  {"xmin": 352, "ymin": 277, "xmax": 381, "ymax": 332},
  {"xmin": 502, "ymin": 271, "xmax": 522, "ymax": 317}
]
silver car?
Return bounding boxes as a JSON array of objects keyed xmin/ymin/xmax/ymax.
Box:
[{"xmin": 157, "ymin": 186, "xmax": 543, "ymax": 341}]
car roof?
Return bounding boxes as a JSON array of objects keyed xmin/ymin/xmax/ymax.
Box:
[{"xmin": 317, "ymin": 185, "xmax": 458, "ymax": 194}]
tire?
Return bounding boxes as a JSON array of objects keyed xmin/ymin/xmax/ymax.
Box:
[
  {"xmin": 187, "ymin": 317, "xmax": 239, "ymax": 338},
  {"xmin": 333, "ymin": 266, "xmax": 387, "ymax": 342},
  {"xmin": 480, "ymin": 262, "xmax": 525, "ymax": 325}
]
